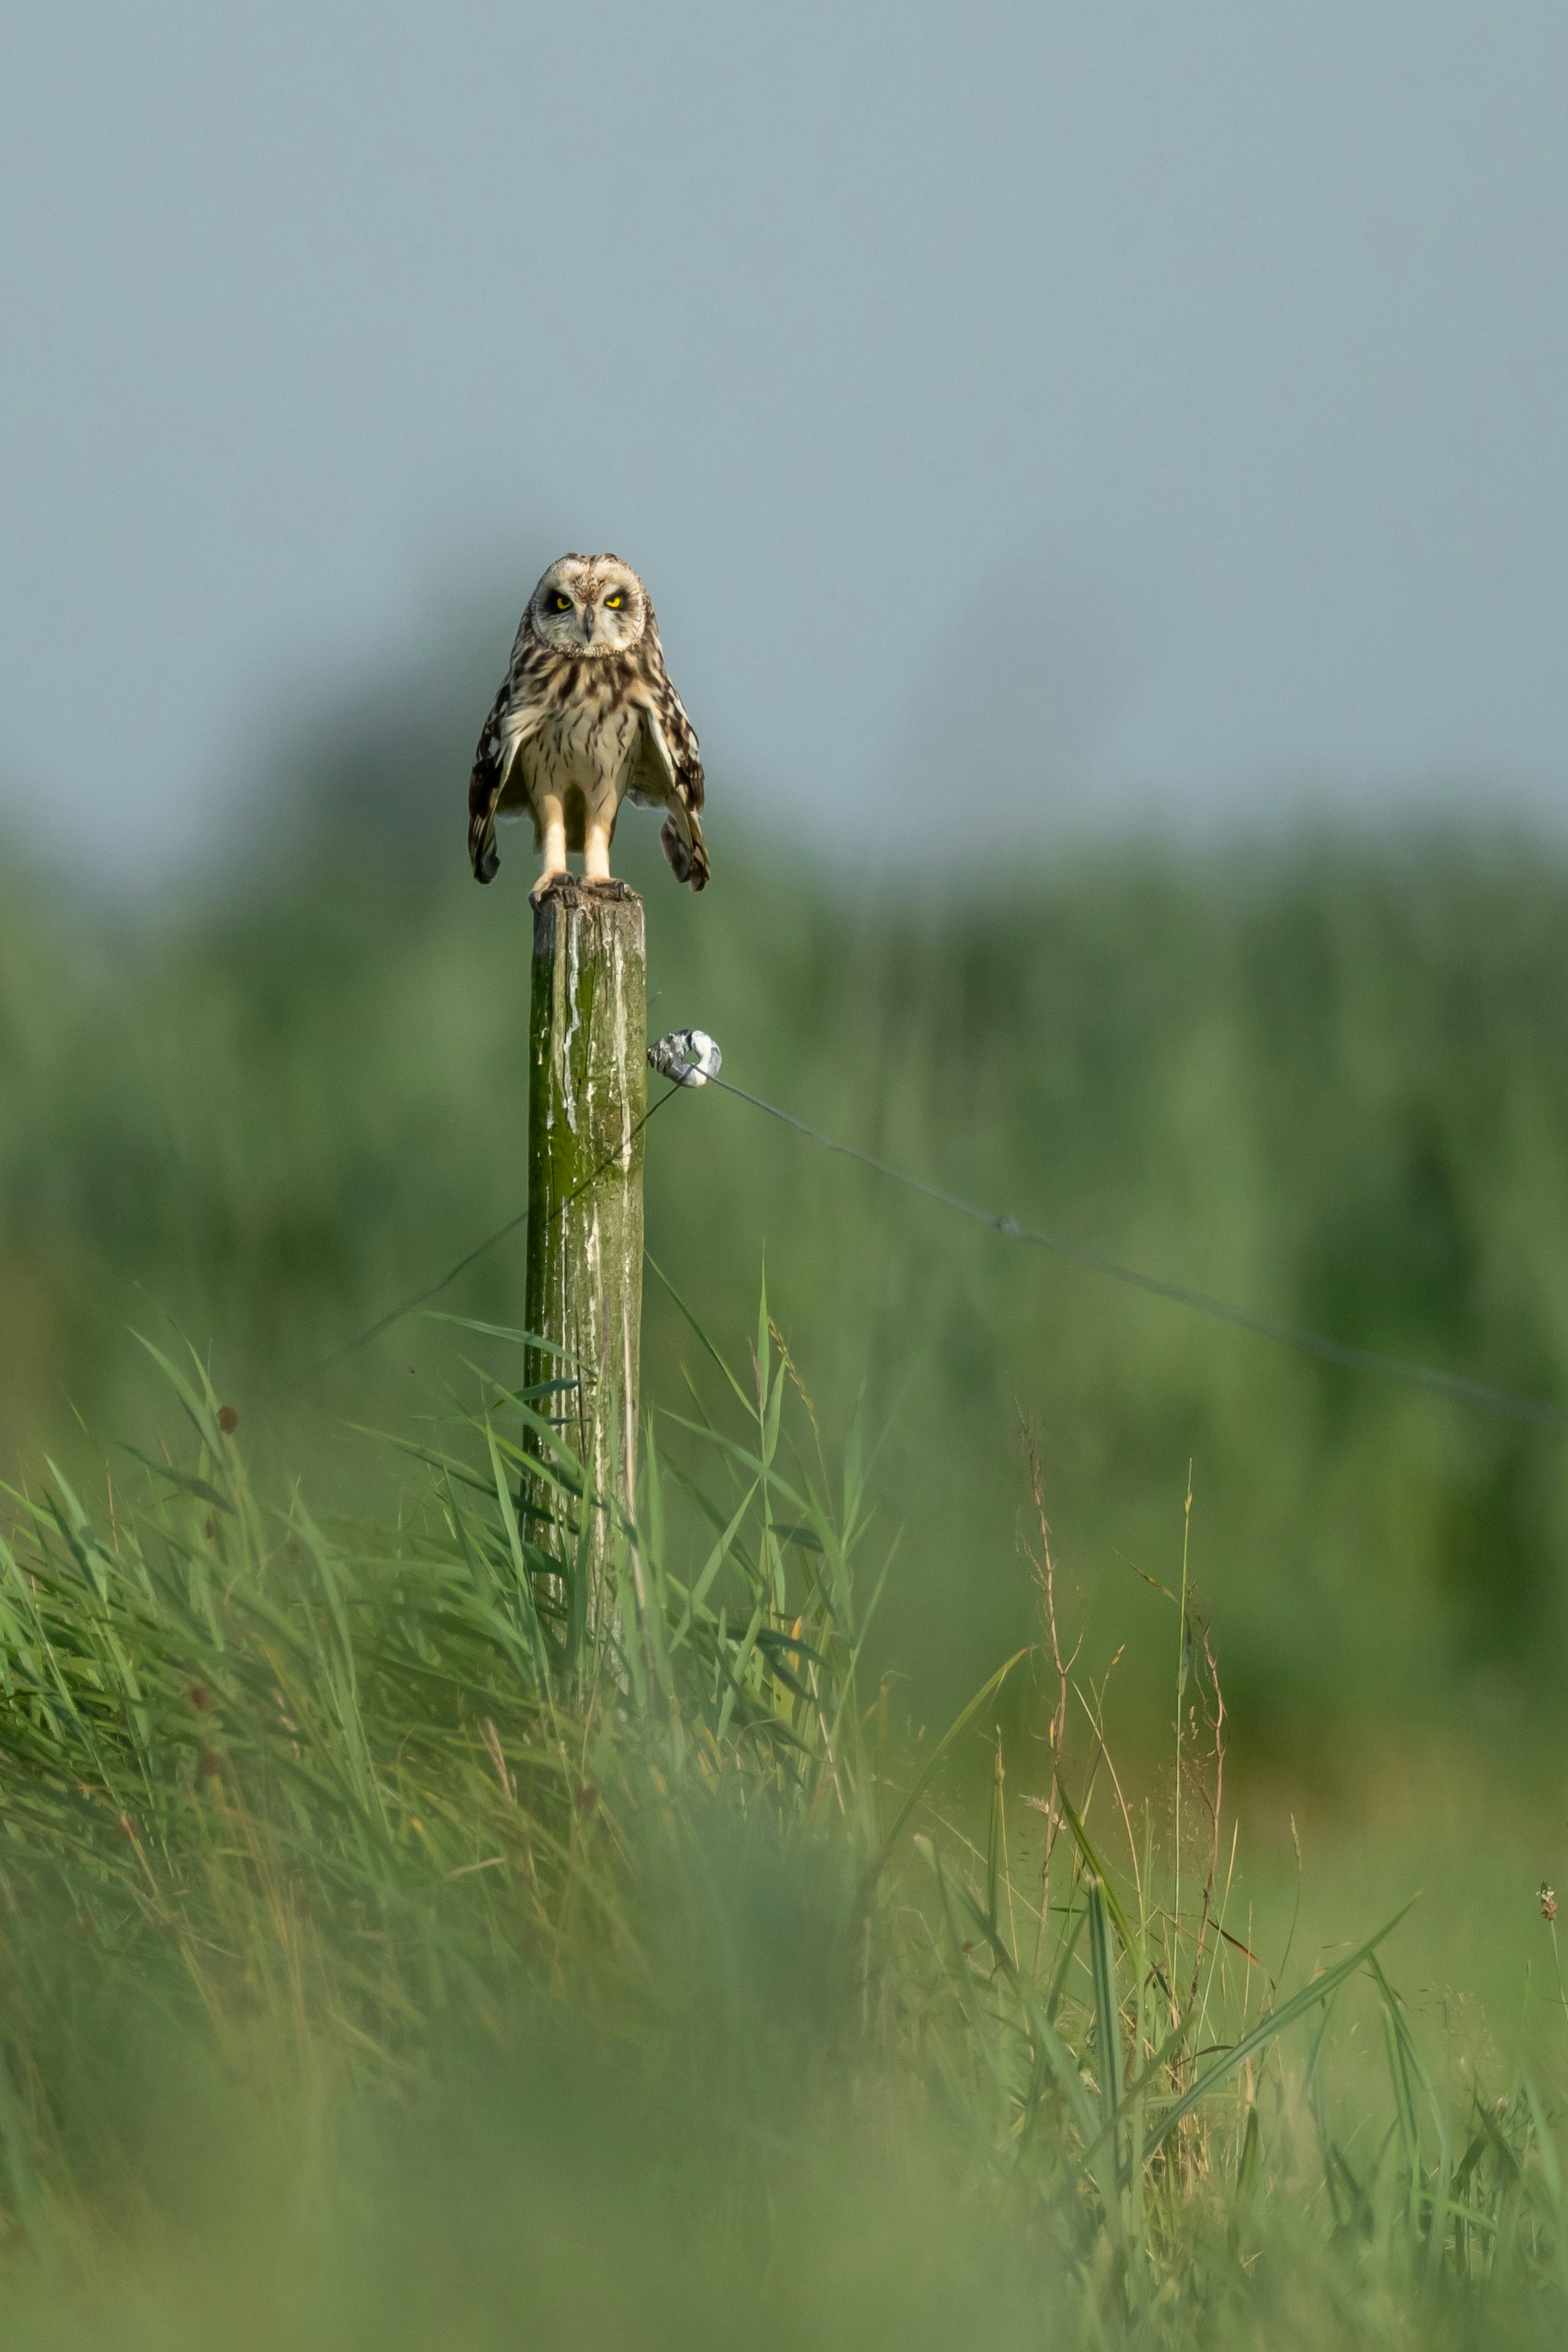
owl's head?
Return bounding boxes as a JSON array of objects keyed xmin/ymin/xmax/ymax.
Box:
[{"xmin": 528, "ymin": 554, "xmax": 650, "ymax": 657}]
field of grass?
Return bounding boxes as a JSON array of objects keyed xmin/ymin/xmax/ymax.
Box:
[
  {"xmin": 5, "ymin": 767, "xmax": 1568, "ymax": 2338},
  {"xmin": 0, "ymin": 1312, "xmax": 1565, "ymax": 2347}
]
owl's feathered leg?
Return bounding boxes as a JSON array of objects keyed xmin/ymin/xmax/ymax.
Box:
[
  {"xmin": 530, "ymin": 793, "xmax": 569, "ymax": 906},
  {"xmin": 581, "ymin": 807, "xmax": 614, "ymax": 885},
  {"xmin": 659, "ymin": 806, "xmax": 710, "ymax": 892}
]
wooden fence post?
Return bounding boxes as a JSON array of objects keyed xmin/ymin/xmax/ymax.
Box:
[{"xmin": 523, "ymin": 876, "xmax": 646, "ymax": 1639}]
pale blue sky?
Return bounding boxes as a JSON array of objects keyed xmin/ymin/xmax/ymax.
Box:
[{"xmin": 2, "ymin": 2, "xmax": 1566, "ymax": 881}]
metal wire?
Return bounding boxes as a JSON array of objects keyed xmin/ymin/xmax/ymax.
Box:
[
  {"xmin": 263, "ymin": 1084, "xmax": 681, "ymax": 1405},
  {"xmin": 261, "ymin": 1047, "xmax": 1565, "ymax": 1434},
  {"xmin": 703, "ymin": 1074, "xmax": 1566, "ymax": 1431}
]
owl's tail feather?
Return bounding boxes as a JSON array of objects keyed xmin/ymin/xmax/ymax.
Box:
[{"xmin": 661, "ymin": 807, "xmax": 709, "ymax": 893}]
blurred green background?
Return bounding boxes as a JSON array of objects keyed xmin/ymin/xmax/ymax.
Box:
[{"xmin": 6, "ymin": 672, "xmax": 1568, "ymax": 1792}]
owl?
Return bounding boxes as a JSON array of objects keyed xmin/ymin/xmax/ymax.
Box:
[{"xmin": 467, "ymin": 554, "xmax": 709, "ymax": 900}]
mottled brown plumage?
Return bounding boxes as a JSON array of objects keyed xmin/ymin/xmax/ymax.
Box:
[{"xmin": 468, "ymin": 554, "xmax": 708, "ymax": 901}]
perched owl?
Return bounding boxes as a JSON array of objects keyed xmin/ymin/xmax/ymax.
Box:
[{"xmin": 467, "ymin": 554, "xmax": 709, "ymax": 900}]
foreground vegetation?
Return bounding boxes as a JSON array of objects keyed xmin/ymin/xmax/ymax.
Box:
[{"xmin": 0, "ymin": 1305, "xmax": 1563, "ymax": 2346}]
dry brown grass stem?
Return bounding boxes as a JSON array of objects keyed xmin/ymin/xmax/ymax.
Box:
[
  {"xmin": 1018, "ymin": 1415, "xmax": 1078, "ymax": 1960},
  {"xmin": 1184, "ymin": 1621, "xmax": 1227, "ymax": 2017}
]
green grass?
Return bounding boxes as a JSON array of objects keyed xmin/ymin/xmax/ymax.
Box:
[{"xmin": 0, "ymin": 1302, "xmax": 1565, "ymax": 2346}]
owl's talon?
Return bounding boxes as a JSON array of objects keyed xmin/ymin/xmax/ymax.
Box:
[{"xmin": 529, "ymin": 870, "xmax": 569, "ymax": 906}]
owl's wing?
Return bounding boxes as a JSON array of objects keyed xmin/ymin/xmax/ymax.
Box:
[
  {"xmin": 628, "ymin": 676, "xmax": 704, "ymax": 809},
  {"xmin": 466, "ymin": 634, "xmax": 551, "ymax": 884},
  {"xmin": 629, "ymin": 685, "xmax": 709, "ymax": 891}
]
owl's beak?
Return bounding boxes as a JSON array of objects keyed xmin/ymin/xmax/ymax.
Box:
[{"xmin": 581, "ymin": 607, "xmax": 595, "ymax": 641}]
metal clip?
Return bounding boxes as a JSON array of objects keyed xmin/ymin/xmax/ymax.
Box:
[{"xmin": 648, "ymin": 1028, "xmax": 723, "ymax": 1088}]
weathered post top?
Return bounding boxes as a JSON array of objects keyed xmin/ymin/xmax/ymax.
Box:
[{"xmin": 523, "ymin": 876, "xmax": 647, "ymax": 1635}]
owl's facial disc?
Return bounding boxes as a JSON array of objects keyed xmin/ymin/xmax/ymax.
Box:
[{"xmin": 531, "ymin": 554, "xmax": 645, "ymax": 655}]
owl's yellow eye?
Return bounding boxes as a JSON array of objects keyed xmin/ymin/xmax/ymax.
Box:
[
  {"xmin": 604, "ymin": 592, "xmax": 624, "ymax": 610},
  {"xmin": 551, "ymin": 593, "xmax": 572, "ymax": 612}
]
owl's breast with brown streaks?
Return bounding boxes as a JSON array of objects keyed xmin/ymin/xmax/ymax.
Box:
[{"xmin": 522, "ymin": 663, "xmax": 643, "ymax": 813}]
